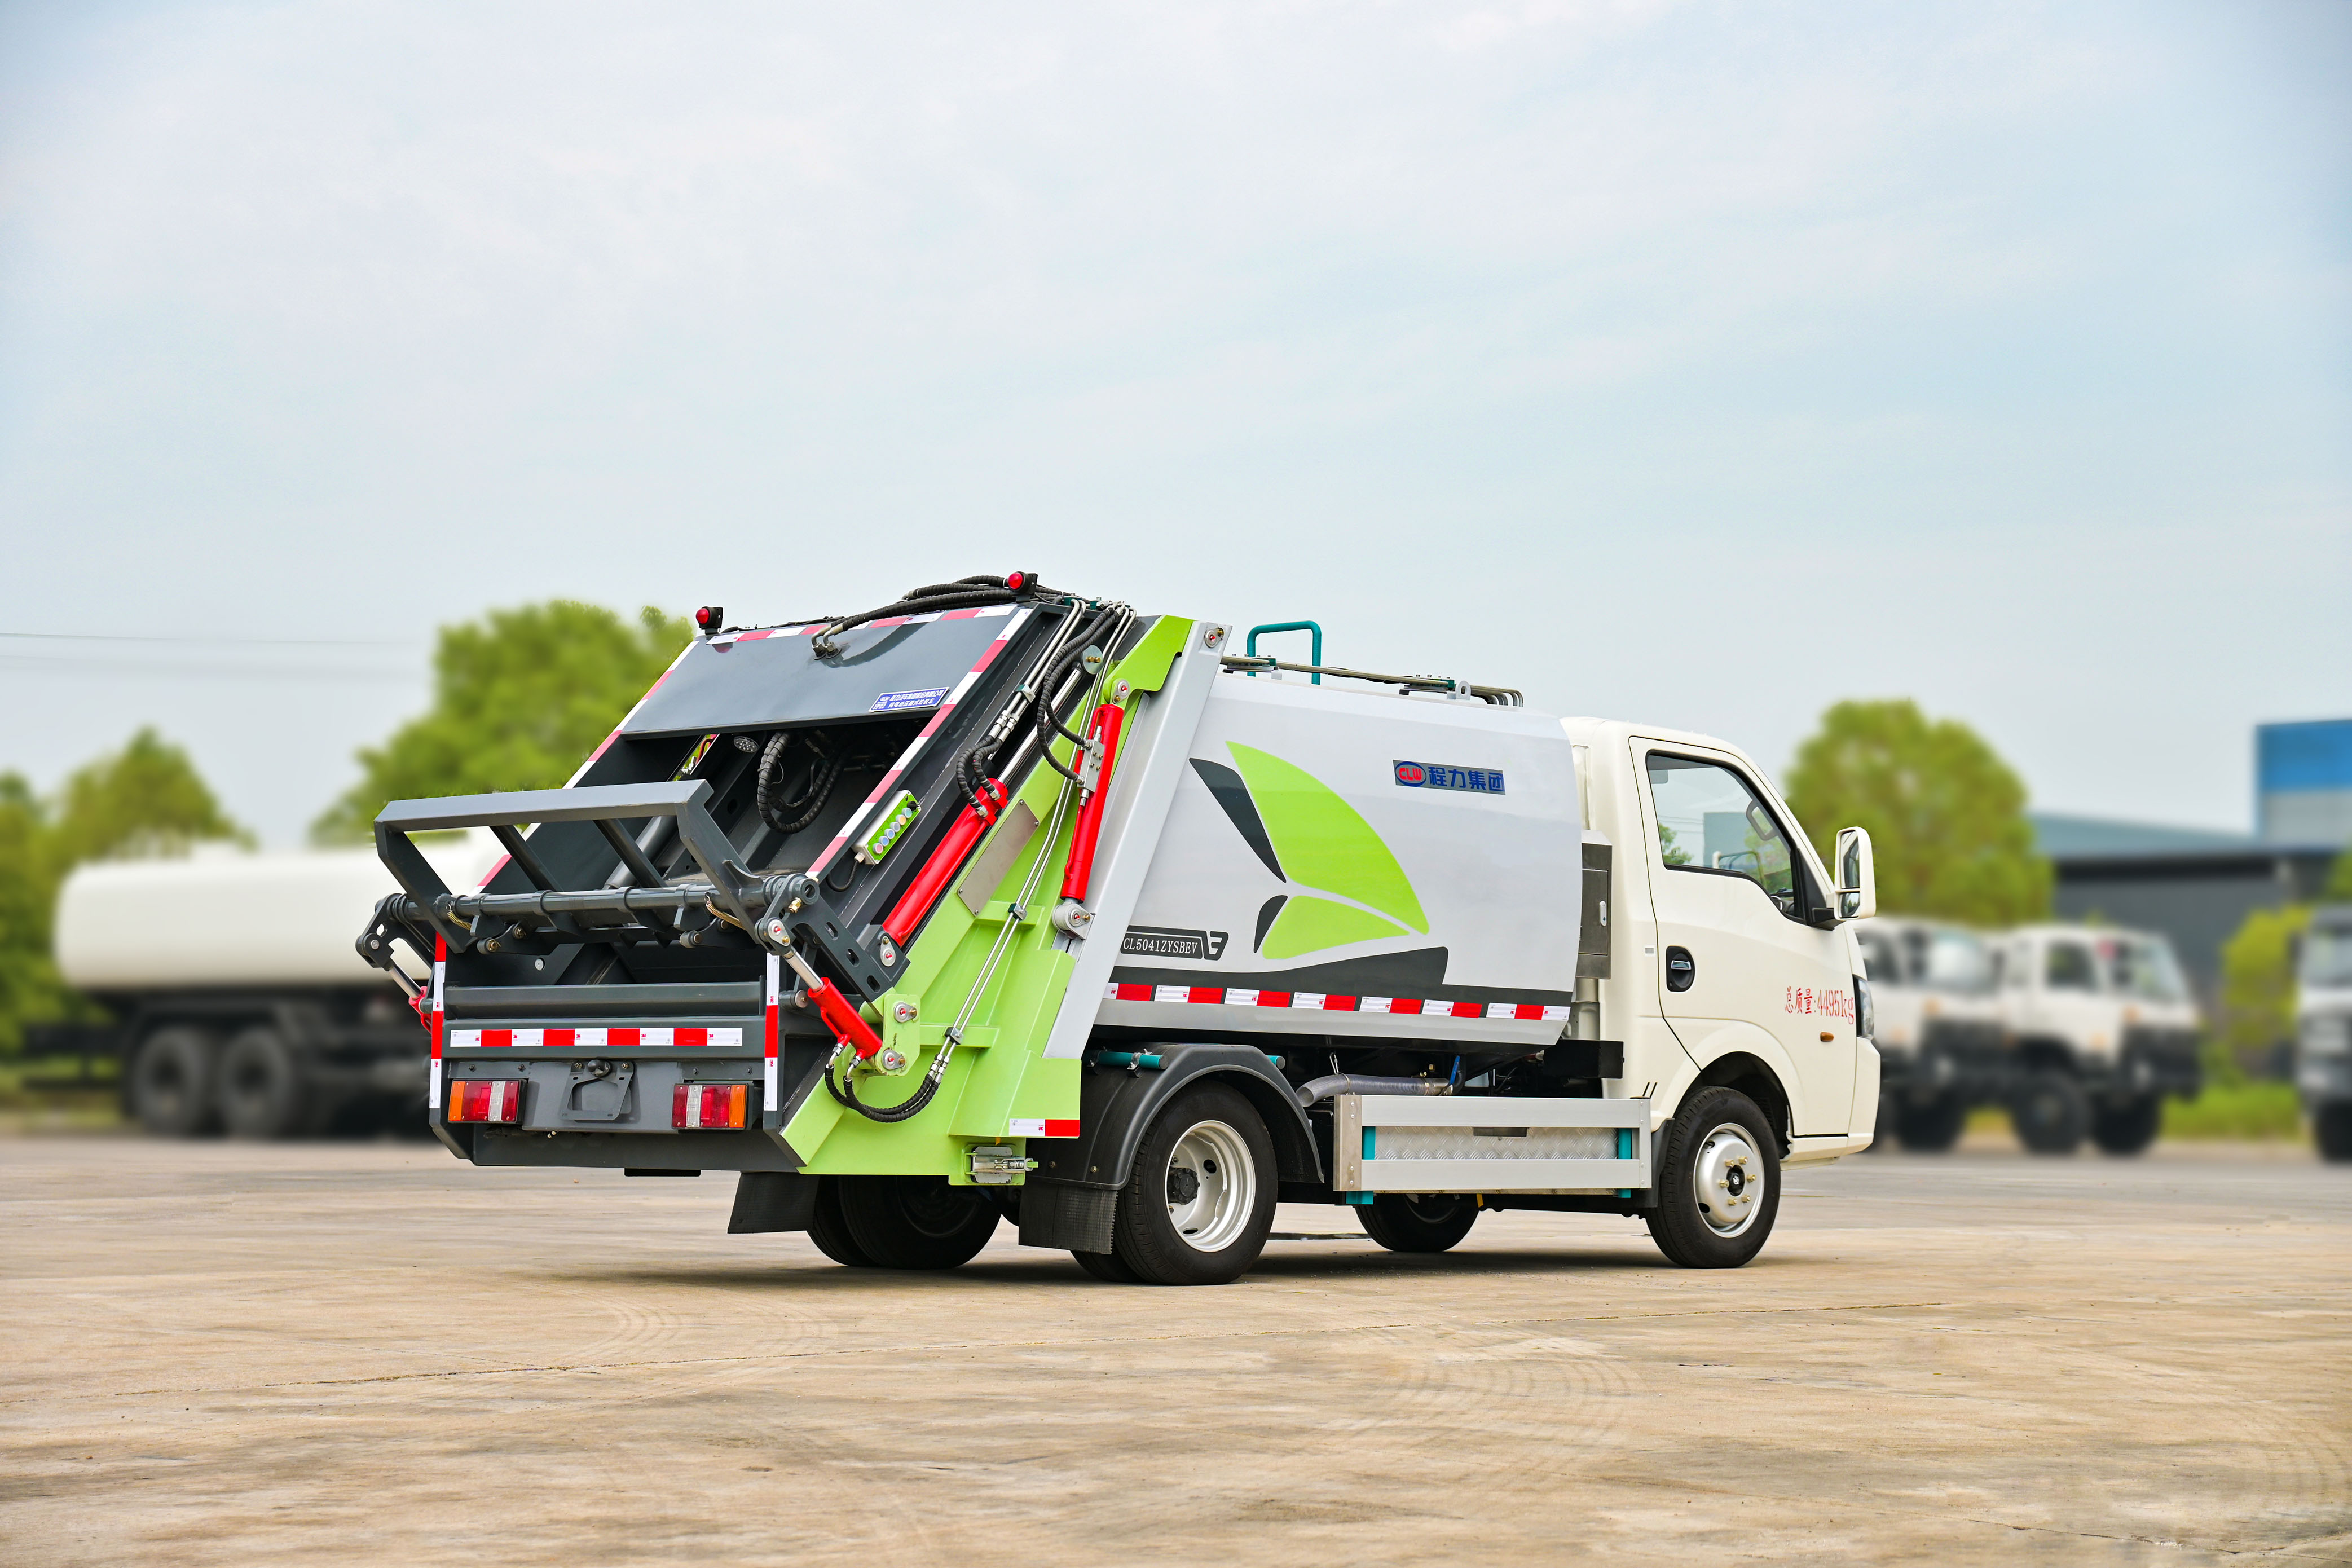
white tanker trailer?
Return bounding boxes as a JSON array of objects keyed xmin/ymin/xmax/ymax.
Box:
[{"xmin": 53, "ymin": 834, "xmax": 500, "ymax": 1137}]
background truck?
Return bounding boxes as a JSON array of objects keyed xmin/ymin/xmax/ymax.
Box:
[
  {"xmin": 2296, "ymin": 904, "xmax": 2352, "ymax": 1162},
  {"xmin": 356, "ymin": 574, "xmax": 1881, "ymax": 1284},
  {"xmin": 1853, "ymin": 917, "xmax": 2002, "ymax": 1152},
  {"xmin": 1992, "ymin": 922, "xmax": 2201, "ymax": 1155},
  {"xmin": 53, "ymin": 834, "xmax": 501, "ymax": 1137}
]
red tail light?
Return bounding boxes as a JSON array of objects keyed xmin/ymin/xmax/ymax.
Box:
[
  {"xmin": 673, "ymin": 1083, "xmax": 749, "ymax": 1130},
  {"xmin": 448, "ymin": 1080, "xmax": 522, "ymax": 1124}
]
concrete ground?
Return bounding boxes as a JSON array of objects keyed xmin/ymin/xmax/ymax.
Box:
[{"xmin": 2, "ymin": 1137, "xmax": 2346, "ymax": 1566}]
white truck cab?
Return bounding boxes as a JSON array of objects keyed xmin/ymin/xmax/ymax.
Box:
[
  {"xmin": 1852, "ymin": 917, "xmax": 2002, "ymax": 1152},
  {"xmin": 1567, "ymin": 721, "xmax": 1877, "ymax": 1167},
  {"xmin": 2295, "ymin": 905, "xmax": 2352, "ymax": 1162},
  {"xmin": 1994, "ymin": 923, "xmax": 2201, "ymax": 1155}
]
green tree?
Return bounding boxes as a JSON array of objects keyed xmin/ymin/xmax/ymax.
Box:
[
  {"xmin": 313, "ymin": 601, "xmax": 692, "ymax": 842},
  {"xmin": 2217, "ymin": 903, "xmax": 2309, "ymax": 1081},
  {"xmin": 1785, "ymin": 698, "xmax": 2051, "ymax": 926},
  {"xmin": 0, "ymin": 731, "xmax": 246, "ymax": 1053}
]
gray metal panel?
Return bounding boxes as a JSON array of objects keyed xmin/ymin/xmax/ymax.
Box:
[
  {"xmin": 1332, "ymin": 1093, "xmax": 1653, "ymax": 1191},
  {"xmin": 1043, "ymin": 622, "xmax": 1230, "ymax": 1060},
  {"xmin": 625, "ymin": 616, "xmax": 1015, "ymax": 737},
  {"xmin": 470, "ymin": 1129, "xmax": 801, "ymax": 1170},
  {"xmin": 446, "ymin": 981, "xmax": 762, "ymax": 1018},
  {"xmin": 378, "ymin": 780, "xmax": 712, "ymax": 832}
]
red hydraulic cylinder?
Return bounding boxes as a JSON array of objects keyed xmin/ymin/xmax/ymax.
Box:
[
  {"xmin": 810, "ymin": 974, "xmax": 885, "ymax": 1060},
  {"xmin": 881, "ymin": 781, "xmax": 1005, "ymax": 948},
  {"xmin": 1059, "ymin": 703, "xmax": 1125, "ymax": 902}
]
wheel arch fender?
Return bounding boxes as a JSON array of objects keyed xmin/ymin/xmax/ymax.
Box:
[
  {"xmin": 1658, "ymin": 1026, "xmax": 1798, "ymax": 1155},
  {"xmin": 1028, "ymin": 1045, "xmax": 1321, "ymax": 1191}
]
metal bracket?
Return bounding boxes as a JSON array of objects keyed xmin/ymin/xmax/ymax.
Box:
[{"xmin": 968, "ymin": 1144, "xmax": 1039, "ymax": 1185}]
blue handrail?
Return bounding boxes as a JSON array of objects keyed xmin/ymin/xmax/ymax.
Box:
[{"xmin": 1245, "ymin": 621, "xmax": 1322, "ymax": 684}]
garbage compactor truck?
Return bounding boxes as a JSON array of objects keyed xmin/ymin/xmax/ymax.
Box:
[
  {"xmin": 54, "ymin": 834, "xmax": 503, "ymax": 1137},
  {"xmin": 357, "ymin": 575, "xmax": 1883, "ymax": 1284},
  {"xmin": 1854, "ymin": 917, "xmax": 2002, "ymax": 1152}
]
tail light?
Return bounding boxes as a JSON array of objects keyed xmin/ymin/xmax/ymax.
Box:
[
  {"xmin": 448, "ymin": 1080, "xmax": 522, "ymax": 1124},
  {"xmin": 674, "ymin": 1083, "xmax": 749, "ymax": 1130}
]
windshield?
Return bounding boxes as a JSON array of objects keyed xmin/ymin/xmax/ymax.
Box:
[
  {"xmin": 1858, "ymin": 928, "xmax": 1902, "ymax": 984},
  {"xmin": 2104, "ymin": 936, "xmax": 2187, "ymax": 1002},
  {"xmin": 2305, "ymin": 922, "xmax": 2352, "ymax": 988},
  {"xmin": 1919, "ymin": 930, "xmax": 1993, "ymax": 994}
]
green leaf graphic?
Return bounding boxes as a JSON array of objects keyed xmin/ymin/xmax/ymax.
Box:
[
  {"xmin": 1258, "ymin": 896, "xmax": 1409, "ymax": 961},
  {"xmin": 1227, "ymin": 743, "xmax": 1427, "ymax": 935}
]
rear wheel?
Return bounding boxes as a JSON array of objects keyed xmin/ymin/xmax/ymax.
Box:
[
  {"xmin": 129, "ymin": 1027, "xmax": 220, "ymax": 1137},
  {"xmin": 1111, "ymin": 1081, "xmax": 1277, "ymax": 1285},
  {"xmin": 836, "ymin": 1175, "xmax": 1001, "ymax": 1269},
  {"xmin": 2317, "ymin": 1104, "xmax": 2352, "ymax": 1163},
  {"xmin": 1645, "ymin": 1086, "xmax": 1780, "ymax": 1269},
  {"xmin": 2090, "ymin": 1095, "xmax": 2162, "ymax": 1156},
  {"xmin": 1896, "ymin": 1091, "xmax": 1968, "ymax": 1153},
  {"xmin": 1072, "ymin": 1247, "xmax": 1141, "ymax": 1284},
  {"xmin": 2011, "ymin": 1069, "xmax": 2089, "ymax": 1155},
  {"xmin": 218, "ymin": 1026, "xmax": 310, "ymax": 1139},
  {"xmin": 806, "ymin": 1177, "xmax": 876, "ymax": 1267},
  {"xmin": 1358, "ymin": 1193, "xmax": 1480, "ymax": 1254}
]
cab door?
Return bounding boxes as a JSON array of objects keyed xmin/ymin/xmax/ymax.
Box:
[{"xmin": 1634, "ymin": 742, "xmax": 1855, "ymax": 1134}]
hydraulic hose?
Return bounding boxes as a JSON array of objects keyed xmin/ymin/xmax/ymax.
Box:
[
  {"xmin": 1294, "ymin": 1074, "xmax": 1454, "ymax": 1108},
  {"xmin": 756, "ymin": 730, "xmax": 844, "ymax": 836}
]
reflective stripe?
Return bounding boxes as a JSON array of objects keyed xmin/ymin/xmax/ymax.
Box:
[
  {"xmin": 446, "ymin": 1027, "xmax": 745, "ymax": 1050},
  {"xmin": 1093, "ymin": 985, "xmax": 1571, "ymax": 1022}
]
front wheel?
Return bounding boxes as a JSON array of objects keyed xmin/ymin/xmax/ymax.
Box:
[
  {"xmin": 2312, "ymin": 1103, "xmax": 2352, "ymax": 1163},
  {"xmin": 2011, "ymin": 1069, "xmax": 2089, "ymax": 1155},
  {"xmin": 2090, "ymin": 1095, "xmax": 2162, "ymax": 1156},
  {"xmin": 1111, "ymin": 1081, "xmax": 1277, "ymax": 1285},
  {"xmin": 1645, "ymin": 1087, "xmax": 1780, "ymax": 1269},
  {"xmin": 1896, "ymin": 1091, "xmax": 1968, "ymax": 1153},
  {"xmin": 1358, "ymin": 1193, "xmax": 1479, "ymax": 1253},
  {"xmin": 836, "ymin": 1175, "xmax": 1001, "ymax": 1269}
]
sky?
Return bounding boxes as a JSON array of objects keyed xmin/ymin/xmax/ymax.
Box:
[{"xmin": 2, "ymin": 0, "xmax": 2347, "ymax": 847}]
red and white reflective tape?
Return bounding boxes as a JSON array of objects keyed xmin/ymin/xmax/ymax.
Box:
[
  {"xmin": 1007, "ymin": 1118, "xmax": 1082, "ymax": 1138},
  {"xmin": 808, "ymin": 607, "xmax": 1033, "ymax": 879},
  {"xmin": 763, "ymin": 952, "xmax": 781, "ymax": 1113},
  {"xmin": 427, "ymin": 933, "xmax": 447, "ymax": 1108},
  {"xmin": 447, "ymin": 1027, "xmax": 745, "ymax": 1049},
  {"xmin": 1101, "ymin": 982, "xmax": 1570, "ymax": 1023}
]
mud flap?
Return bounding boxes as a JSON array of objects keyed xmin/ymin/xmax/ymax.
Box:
[
  {"xmin": 1018, "ymin": 1178, "xmax": 1117, "ymax": 1253},
  {"xmin": 729, "ymin": 1171, "xmax": 820, "ymax": 1233}
]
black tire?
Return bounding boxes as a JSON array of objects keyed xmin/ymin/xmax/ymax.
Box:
[
  {"xmin": 836, "ymin": 1175, "xmax": 1001, "ymax": 1269},
  {"xmin": 2318, "ymin": 1104, "xmax": 2352, "ymax": 1163},
  {"xmin": 1358, "ymin": 1193, "xmax": 1480, "ymax": 1254},
  {"xmin": 1865, "ymin": 1089, "xmax": 1900, "ymax": 1152},
  {"xmin": 1645, "ymin": 1086, "xmax": 1780, "ymax": 1269},
  {"xmin": 2090, "ymin": 1095, "xmax": 2163, "ymax": 1156},
  {"xmin": 129, "ymin": 1026, "xmax": 221, "ymax": 1137},
  {"xmin": 806, "ymin": 1176, "xmax": 877, "ymax": 1267},
  {"xmin": 2011, "ymin": 1068, "xmax": 2089, "ymax": 1155},
  {"xmin": 218, "ymin": 1026, "xmax": 310, "ymax": 1139},
  {"xmin": 1111, "ymin": 1081, "xmax": 1278, "ymax": 1286},
  {"xmin": 1072, "ymin": 1247, "xmax": 1141, "ymax": 1284},
  {"xmin": 1896, "ymin": 1091, "xmax": 1968, "ymax": 1153}
]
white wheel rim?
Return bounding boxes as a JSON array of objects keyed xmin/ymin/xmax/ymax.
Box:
[
  {"xmin": 1165, "ymin": 1119, "xmax": 1256, "ymax": 1253},
  {"xmin": 1692, "ymin": 1121, "xmax": 1763, "ymax": 1237}
]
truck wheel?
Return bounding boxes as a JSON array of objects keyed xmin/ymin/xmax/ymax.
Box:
[
  {"xmin": 1358, "ymin": 1193, "xmax": 1480, "ymax": 1254},
  {"xmin": 2318, "ymin": 1105, "xmax": 2352, "ymax": 1164},
  {"xmin": 805, "ymin": 1177, "xmax": 877, "ymax": 1267},
  {"xmin": 1072, "ymin": 1248, "xmax": 1142, "ymax": 1284},
  {"xmin": 1111, "ymin": 1081, "xmax": 1278, "ymax": 1286},
  {"xmin": 2090, "ymin": 1095, "xmax": 2163, "ymax": 1156},
  {"xmin": 217, "ymin": 1027, "xmax": 310, "ymax": 1139},
  {"xmin": 2011, "ymin": 1070, "xmax": 2088, "ymax": 1155},
  {"xmin": 129, "ymin": 1027, "xmax": 221, "ymax": 1137},
  {"xmin": 1645, "ymin": 1086, "xmax": 1779, "ymax": 1269},
  {"xmin": 1896, "ymin": 1092, "xmax": 1968, "ymax": 1153},
  {"xmin": 836, "ymin": 1175, "xmax": 1001, "ymax": 1269}
]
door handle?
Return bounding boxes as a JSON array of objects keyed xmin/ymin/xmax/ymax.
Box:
[{"xmin": 1665, "ymin": 946, "xmax": 1695, "ymax": 993}]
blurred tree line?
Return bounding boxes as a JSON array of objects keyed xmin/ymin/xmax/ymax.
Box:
[
  {"xmin": 0, "ymin": 601, "xmax": 689, "ymax": 1054},
  {"xmin": 2216, "ymin": 852, "xmax": 2352, "ymax": 1078}
]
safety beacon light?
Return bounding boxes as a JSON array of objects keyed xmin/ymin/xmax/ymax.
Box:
[{"xmin": 694, "ymin": 605, "xmax": 724, "ymax": 635}]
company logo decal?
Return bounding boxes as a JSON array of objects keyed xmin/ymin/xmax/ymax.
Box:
[
  {"xmin": 1395, "ymin": 760, "xmax": 1504, "ymax": 794},
  {"xmin": 1190, "ymin": 744, "xmax": 1428, "ymax": 962},
  {"xmin": 870, "ymin": 687, "xmax": 949, "ymax": 714}
]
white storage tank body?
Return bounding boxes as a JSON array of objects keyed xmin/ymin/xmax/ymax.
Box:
[
  {"xmin": 55, "ymin": 833, "xmax": 503, "ymax": 992},
  {"xmin": 1104, "ymin": 673, "xmax": 1583, "ymax": 1045}
]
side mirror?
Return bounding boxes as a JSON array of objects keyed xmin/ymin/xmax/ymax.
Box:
[{"xmin": 1834, "ymin": 826, "xmax": 1877, "ymax": 920}]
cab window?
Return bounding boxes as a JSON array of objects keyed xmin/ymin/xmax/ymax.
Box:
[
  {"xmin": 1646, "ymin": 753, "xmax": 1801, "ymax": 919},
  {"xmin": 2046, "ymin": 941, "xmax": 2098, "ymax": 991}
]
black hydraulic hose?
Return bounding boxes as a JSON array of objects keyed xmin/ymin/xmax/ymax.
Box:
[
  {"xmin": 823, "ymin": 1051, "xmax": 947, "ymax": 1123},
  {"xmin": 757, "ymin": 730, "xmax": 844, "ymax": 836},
  {"xmin": 811, "ymin": 575, "xmax": 1057, "ymax": 655}
]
